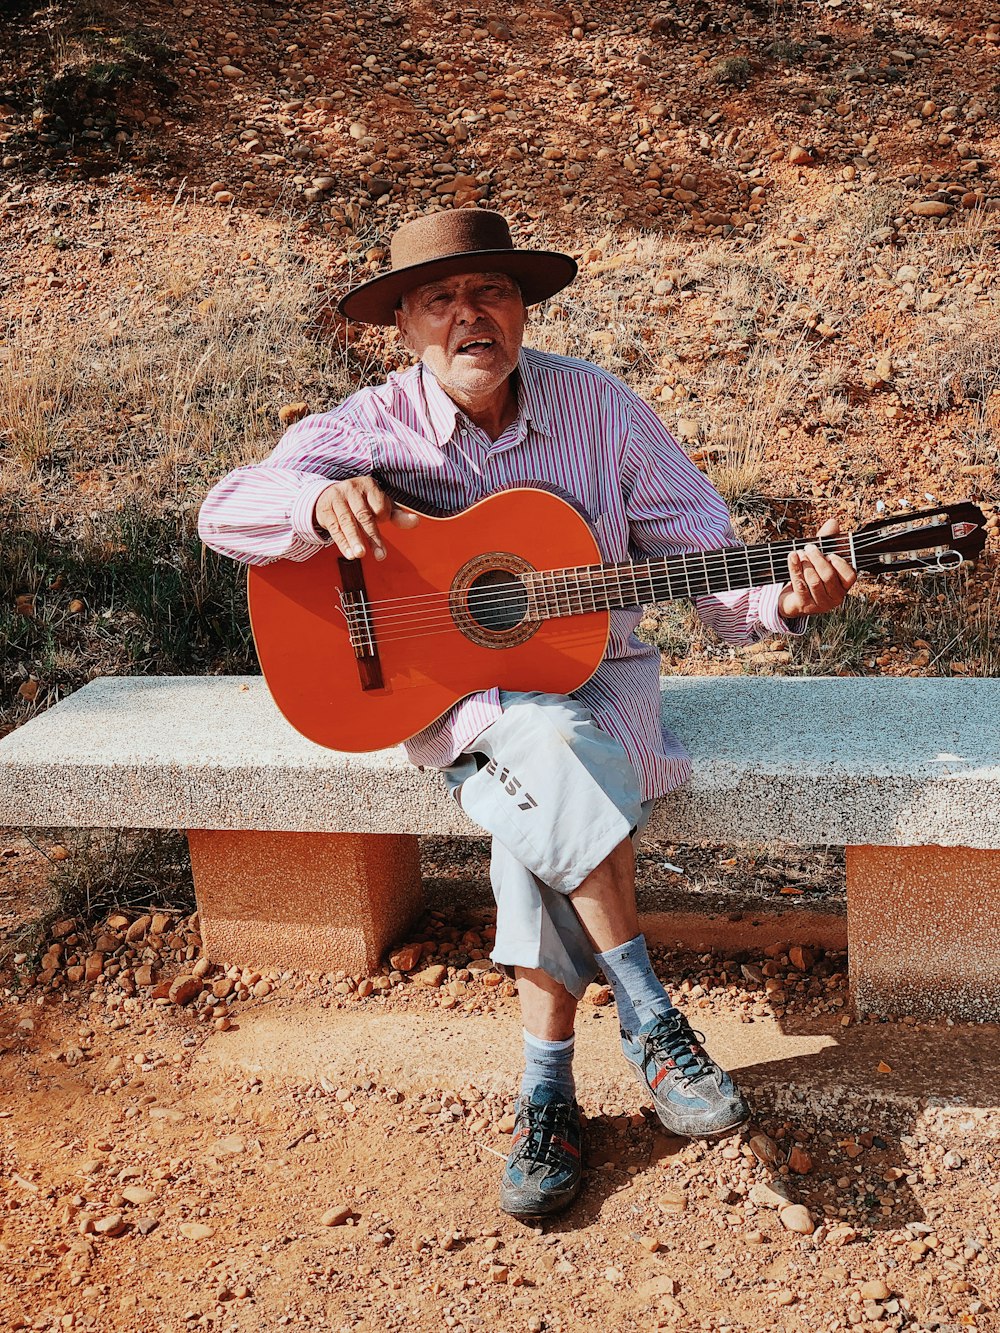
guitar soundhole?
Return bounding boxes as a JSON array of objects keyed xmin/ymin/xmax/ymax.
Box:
[
  {"xmin": 467, "ymin": 570, "xmax": 528, "ymax": 632},
  {"xmin": 450, "ymin": 552, "xmax": 539, "ymax": 649}
]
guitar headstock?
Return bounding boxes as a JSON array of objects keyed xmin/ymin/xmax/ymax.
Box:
[{"xmin": 852, "ymin": 502, "xmax": 988, "ymax": 575}]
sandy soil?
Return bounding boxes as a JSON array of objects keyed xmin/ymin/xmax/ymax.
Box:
[{"xmin": 1, "ymin": 884, "xmax": 998, "ymax": 1333}]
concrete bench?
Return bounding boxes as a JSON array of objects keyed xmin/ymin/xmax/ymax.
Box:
[{"xmin": 1, "ymin": 675, "xmax": 998, "ymax": 1021}]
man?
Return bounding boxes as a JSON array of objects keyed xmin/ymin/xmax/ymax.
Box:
[{"xmin": 199, "ymin": 209, "xmax": 856, "ymax": 1220}]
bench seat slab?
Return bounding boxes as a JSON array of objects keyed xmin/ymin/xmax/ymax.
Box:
[
  {"xmin": 187, "ymin": 829, "xmax": 423, "ymax": 975},
  {"xmin": 847, "ymin": 845, "xmax": 1000, "ymax": 1021}
]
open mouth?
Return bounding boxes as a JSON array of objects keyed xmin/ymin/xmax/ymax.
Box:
[{"xmin": 455, "ymin": 338, "xmax": 497, "ymax": 355}]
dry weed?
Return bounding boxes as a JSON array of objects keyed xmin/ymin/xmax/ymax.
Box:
[{"xmin": 0, "ymin": 232, "xmax": 358, "ymax": 503}]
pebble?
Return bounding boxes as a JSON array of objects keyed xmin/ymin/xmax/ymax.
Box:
[
  {"xmin": 779, "ymin": 1204, "xmax": 815, "ymax": 1235},
  {"xmin": 788, "ymin": 145, "xmax": 815, "ymax": 166},
  {"xmin": 179, "ymin": 1223, "xmax": 215, "ymax": 1241},
  {"xmin": 277, "ymin": 401, "xmax": 309, "ymax": 427},
  {"xmin": 168, "ymin": 975, "xmax": 201, "ymax": 1006},
  {"xmin": 749, "ymin": 1179, "xmax": 793, "ymax": 1209},
  {"xmin": 121, "ymin": 1186, "xmax": 156, "ymax": 1206},
  {"xmin": 413, "ymin": 965, "xmax": 447, "ymax": 988},
  {"xmin": 788, "ymin": 1146, "xmax": 813, "ymax": 1174},
  {"xmin": 860, "ymin": 1279, "xmax": 891, "ymax": 1301},
  {"xmin": 389, "ymin": 943, "xmax": 423, "ymax": 972},
  {"xmin": 943, "ymin": 1149, "xmax": 963, "ymax": 1169},
  {"xmin": 912, "ymin": 200, "xmax": 951, "ymax": 217},
  {"xmin": 320, "ymin": 1205, "xmax": 353, "ymax": 1227},
  {"xmin": 749, "ymin": 1132, "xmax": 783, "ymax": 1167}
]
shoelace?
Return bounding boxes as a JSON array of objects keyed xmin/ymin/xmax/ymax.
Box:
[
  {"xmin": 511, "ymin": 1099, "xmax": 578, "ymax": 1177},
  {"xmin": 641, "ymin": 1013, "xmax": 715, "ymax": 1088}
]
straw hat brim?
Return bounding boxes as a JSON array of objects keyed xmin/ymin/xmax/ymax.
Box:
[{"xmin": 337, "ymin": 248, "xmax": 578, "ymax": 325}]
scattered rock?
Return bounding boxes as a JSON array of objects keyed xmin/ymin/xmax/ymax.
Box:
[
  {"xmin": 179, "ymin": 1223, "xmax": 215, "ymax": 1241},
  {"xmin": 278, "ymin": 401, "xmax": 310, "ymax": 426},
  {"xmin": 779, "ymin": 1203, "xmax": 815, "ymax": 1234},
  {"xmin": 168, "ymin": 975, "xmax": 201, "ymax": 1006},
  {"xmin": 121, "ymin": 1186, "xmax": 156, "ymax": 1206},
  {"xmin": 389, "ymin": 943, "xmax": 423, "ymax": 972},
  {"xmin": 750, "ymin": 1180, "xmax": 794, "ymax": 1209},
  {"xmin": 413, "ymin": 965, "xmax": 447, "ymax": 988}
]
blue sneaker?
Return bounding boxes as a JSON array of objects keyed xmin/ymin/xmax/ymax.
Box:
[
  {"xmin": 622, "ymin": 1009, "xmax": 750, "ymax": 1138},
  {"xmin": 499, "ymin": 1084, "xmax": 582, "ymax": 1219}
]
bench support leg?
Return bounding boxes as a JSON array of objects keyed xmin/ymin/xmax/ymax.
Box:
[
  {"xmin": 186, "ymin": 830, "xmax": 423, "ymax": 975},
  {"xmin": 846, "ymin": 844, "xmax": 1000, "ymax": 1021}
]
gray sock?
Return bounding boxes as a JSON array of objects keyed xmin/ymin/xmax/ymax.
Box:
[
  {"xmin": 520, "ymin": 1029, "xmax": 576, "ymax": 1101},
  {"xmin": 595, "ymin": 933, "xmax": 674, "ymax": 1038}
]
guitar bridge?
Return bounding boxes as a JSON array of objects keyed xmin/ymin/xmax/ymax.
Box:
[{"xmin": 339, "ymin": 558, "xmax": 384, "ymax": 692}]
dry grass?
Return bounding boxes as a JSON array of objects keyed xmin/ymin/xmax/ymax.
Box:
[
  {"xmin": 900, "ymin": 568, "xmax": 1000, "ymax": 677},
  {"xmin": 0, "ymin": 232, "xmax": 360, "ymax": 501},
  {"xmin": 0, "ymin": 226, "xmax": 379, "ymax": 735}
]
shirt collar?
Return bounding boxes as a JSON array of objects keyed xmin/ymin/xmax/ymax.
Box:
[{"xmin": 418, "ymin": 349, "xmax": 552, "ymax": 448}]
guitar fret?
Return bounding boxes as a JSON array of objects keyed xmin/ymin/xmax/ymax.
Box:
[
  {"xmin": 574, "ymin": 567, "xmax": 586, "ymax": 616},
  {"xmin": 563, "ymin": 566, "xmax": 574, "ymax": 618},
  {"xmin": 712, "ymin": 549, "xmax": 729, "ymax": 595}
]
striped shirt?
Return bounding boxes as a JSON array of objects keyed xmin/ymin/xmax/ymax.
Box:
[{"xmin": 198, "ymin": 347, "xmax": 801, "ymax": 800}]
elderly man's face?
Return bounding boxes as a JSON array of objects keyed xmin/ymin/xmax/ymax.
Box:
[{"xmin": 395, "ymin": 270, "xmax": 526, "ymax": 403}]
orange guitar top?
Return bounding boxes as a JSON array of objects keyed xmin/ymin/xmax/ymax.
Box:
[{"xmin": 248, "ymin": 488, "xmax": 610, "ymax": 752}]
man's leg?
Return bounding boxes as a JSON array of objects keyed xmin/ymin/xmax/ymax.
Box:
[
  {"xmin": 569, "ymin": 836, "xmax": 749, "ymax": 1139},
  {"xmin": 443, "ymin": 691, "xmax": 746, "ymax": 1216}
]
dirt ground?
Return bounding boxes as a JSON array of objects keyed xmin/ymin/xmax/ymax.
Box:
[{"xmin": 1, "ymin": 849, "xmax": 997, "ymax": 1333}]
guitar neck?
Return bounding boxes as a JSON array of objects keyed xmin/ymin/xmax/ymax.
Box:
[{"xmin": 525, "ymin": 533, "xmax": 859, "ymax": 617}]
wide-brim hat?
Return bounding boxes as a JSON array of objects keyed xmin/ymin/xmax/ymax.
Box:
[{"xmin": 337, "ymin": 209, "xmax": 577, "ymax": 325}]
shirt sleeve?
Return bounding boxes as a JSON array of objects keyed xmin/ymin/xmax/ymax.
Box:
[
  {"xmin": 197, "ymin": 409, "xmax": 377, "ymax": 566},
  {"xmin": 621, "ymin": 390, "xmax": 806, "ymax": 644}
]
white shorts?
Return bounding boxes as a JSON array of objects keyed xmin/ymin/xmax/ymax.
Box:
[{"xmin": 441, "ymin": 690, "xmax": 652, "ymax": 998}]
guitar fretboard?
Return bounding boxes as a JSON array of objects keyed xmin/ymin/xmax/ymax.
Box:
[{"xmin": 524, "ymin": 535, "xmax": 852, "ymax": 618}]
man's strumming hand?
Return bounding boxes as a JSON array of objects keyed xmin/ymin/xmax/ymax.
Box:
[
  {"xmin": 313, "ymin": 475, "xmax": 420, "ymax": 561},
  {"xmin": 777, "ymin": 517, "xmax": 858, "ymax": 620}
]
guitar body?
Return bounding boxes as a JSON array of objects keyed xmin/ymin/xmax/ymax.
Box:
[{"xmin": 248, "ymin": 488, "xmax": 610, "ymax": 752}]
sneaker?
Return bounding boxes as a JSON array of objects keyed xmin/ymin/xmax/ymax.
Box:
[
  {"xmin": 621, "ymin": 1009, "xmax": 750, "ymax": 1138},
  {"xmin": 499, "ymin": 1084, "xmax": 583, "ymax": 1219}
]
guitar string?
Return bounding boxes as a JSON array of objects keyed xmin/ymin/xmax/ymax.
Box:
[
  {"xmin": 342, "ymin": 552, "xmax": 956, "ymax": 644},
  {"xmin": 340, "ymin": 531, "xmax": 949, "ymax": 637},
  {"xmin": 345, "ymin": 552, "xmax": 957, "ymax": 648},
  {"xmin": 357, "ymin": 538, "xmax": 848, "ymax": 611},
  {"xmin": 344, "ymin": 527, "xmax": 954, "ymax": 621}
]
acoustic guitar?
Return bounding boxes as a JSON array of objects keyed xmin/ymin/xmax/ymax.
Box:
[{"xmin": 247, "ymin": 487, "xmax": 987, "ymax": 753}]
